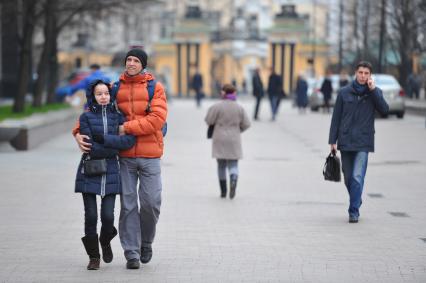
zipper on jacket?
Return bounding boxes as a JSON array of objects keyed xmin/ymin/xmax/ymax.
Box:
[
  {"xmin": 102, "ymin": 105, "xmax": 108, "ymax": 135},
  {"xmin": 101, "ymin": 174, "xmax": 106, "ymax": 198},
  {"xmin": 101, "ymin": 105, "xmax": 108, "ymax": 197}
]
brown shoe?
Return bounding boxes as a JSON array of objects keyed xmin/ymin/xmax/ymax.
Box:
[{"xmin": 87, "ymin": 258, "xmax": 100, "ymax": 270}]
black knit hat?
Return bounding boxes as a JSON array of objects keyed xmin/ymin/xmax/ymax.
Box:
[{"xmin": 125, "ymin": 48, "xmax": 148, "ymax": 69}]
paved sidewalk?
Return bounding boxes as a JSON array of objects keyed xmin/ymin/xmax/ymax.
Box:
[
  {"xmin": 0, "ymin": 98, "xmax": 425, "ymax": 282},
  {"xmin": 405, "ymin": 98, "xmax": 426, "ymax": 116}
]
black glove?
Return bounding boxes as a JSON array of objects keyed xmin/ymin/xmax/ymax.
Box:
[{"xmin": 92, "ymin": 134, "xmax": 104, "ymax": 144}]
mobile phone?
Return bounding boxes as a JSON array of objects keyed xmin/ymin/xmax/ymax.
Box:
[{"xmin": 367, "ymin": 76, "xmax": 374, "ymax": 88}]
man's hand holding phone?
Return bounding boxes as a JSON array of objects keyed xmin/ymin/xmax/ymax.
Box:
[{"xmin": 367, "ymin": 76, "xmax": 375, "ymax": 90}]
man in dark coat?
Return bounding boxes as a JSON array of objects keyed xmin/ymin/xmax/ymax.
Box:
[
  {"xmin": 267, "ymin": 69, "xmax": 283, "ymax": 121},
  {"xmin": 191, "ymin": 69, "xmax": 203, "ymax": 107},
  {"xmin": 320, "ymin": 71, "xmax": 333, "ymax": 113},
  {"xmin": 328, "ymin": 61, "xmax": 389, "ymax": 223},
  {"xmin": 252, "ymin": 68, "xmax": 264, "ymax": 120},
  {"xmin": 407, "ymin": 71, "xmax": 421, "ymax": 99}
]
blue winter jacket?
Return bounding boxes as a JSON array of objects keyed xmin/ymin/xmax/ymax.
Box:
[
  {"xmin": 75, "ymin": 90, "xmax": 135, "ymax": 196},
  {"xmin": 69, "ymin": 70, "xmax": 111, "ymax": 96},
  {"xmin": 328, "ymin": 82, "xmax": 389, "ymax": 152}
]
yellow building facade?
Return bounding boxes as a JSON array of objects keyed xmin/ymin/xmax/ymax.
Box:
[{"xmin": 153, "ymin": 4, "xmax": 330, "ymax": 97}]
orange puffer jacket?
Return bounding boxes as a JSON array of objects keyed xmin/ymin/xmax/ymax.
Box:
[{"xmin": 117, "ymin": 72, "xmax": 167, "ymax": 158}]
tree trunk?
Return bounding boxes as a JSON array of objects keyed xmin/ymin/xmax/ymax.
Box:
[
  {"xmin": 45, "ymin": 1, "xmax": 58, "ymax": 105},
  {"xmin": 353, "ymin": 1, "xmax": 360, "ymax": 61},
  {"xmin": 46, "ymin": 27, "xmax": 58, "ymax": 104},
  {"xmin": 378, "ymin": 0, "xmax": 386, "ymax": 73},
  {"xmin": 395, "ymin": 0, "xmax": 414, "ymax": 90},
  {"xmin": 33, "ymin": 0, "xmax": 55, "ymax": 107},
  {"xmin": 13, "ymin": 0, "xmax": 36, "ymax": 113},
  {"xmin": 338, "ymin": 0, "xmax": 344, "ymax": 71},
  {"xmin": 362, "ymin": 0, "xmax": 370, "ymax": 60},
  {"xmin": 1, "ymin": 1, "xmax": 20, "ymax": 99}
]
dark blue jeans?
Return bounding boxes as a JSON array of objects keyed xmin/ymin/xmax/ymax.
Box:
[
  {"xmin": 82, "ymin": 193, "xmax": 116, "ymax": 237},
  {"xmin": 269, "ymin": 96, "xmax": 281, "ymax": 120},
  {"xmin": 341, "ymin": 151, "xmax": 369, "ymax": 218}
]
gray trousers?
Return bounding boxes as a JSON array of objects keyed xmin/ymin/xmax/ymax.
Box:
[{"xmin": 119, "ymin": 157, "xmax": 162, "ymax": 260}]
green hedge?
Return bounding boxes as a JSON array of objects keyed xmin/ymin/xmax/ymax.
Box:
[{"xmin": 0, "ymin": 103, "xmax": 70, "ymax": 122}]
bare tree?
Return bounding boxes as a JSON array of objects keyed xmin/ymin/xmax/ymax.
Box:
[
  {"xmin": 361, "ymin": 0, "xmax": 371, "ymax": 60},
  {"xmin": 33, "ymin": 0, "xmax": 55, "ymax": 107},
  {"xmin": 377, "ymin": 0, "xmax": 387, "ymax": 73},
  {"xmin": 387, "ymin": 0, "xmax": 423, "ymax": 88},
  {"xmin": 7, "ymin": 0, "xmax": 160, "ymax": 110},
  {"xmin": 33, "ymin": 0, "xmax": 157, "ymax": 105},
  {"xmin": 337, "ymin": 0, "xmax": 344, "ymax": 72},
  {"xmin": 13, "ymin": 0, "xmax": 39, "ymax": 113}
]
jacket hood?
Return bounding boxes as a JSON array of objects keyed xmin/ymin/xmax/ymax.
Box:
[{"xmin": 85, "ymin": 79, "xmax": 115, "ymax": 110}]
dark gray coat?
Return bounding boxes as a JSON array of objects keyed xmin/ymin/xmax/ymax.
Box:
[{"xmin": 328, "ymin": 83, "xmax": 389, "ymax": 152}]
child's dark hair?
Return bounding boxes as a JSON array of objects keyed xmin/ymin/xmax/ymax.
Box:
[
  {"xmin": 89, "ymin": 79, "xmax": 111, "ymax": 95},
  {"xmin": 88, "ymin": 79, "xmax": 111, "ymax": 104},
  {"xmin": 222, "ymin": 84, "xmax": 236, "ymax": 94}
]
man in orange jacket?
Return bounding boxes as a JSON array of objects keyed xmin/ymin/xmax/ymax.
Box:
[{"xmin": 74, "ymin": 48, "xmax": 167, "ymax": 269}]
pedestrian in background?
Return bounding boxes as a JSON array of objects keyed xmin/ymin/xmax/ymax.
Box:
[
  {"xmin": 74, "ymin": 48, "xmax": 168, "ymax": 270},
  {"xmin": 57, "ymin": 64, "xmax": 111, "ymax": 106},
  {"xmin": 267, "ymin": 68, "xmax": 283, "ymax": 121},
  {"xmin": 328, "ymin": 61, "xmax": 389, "ymax": 223},
  {"xmin": 295, "ymin": 74, "xmax": 308, "ymax": 113},
  {"xmin": 321, "ymin": 70, "xmax": 333, "ymax": 113},
  {"xmin": 191, "ymin": 68, "xmax": 204, "ymax": 107},
  {"xmin": 252, "ymin": 68, "xmax": 264, "ymax": 120},
  {"xmin": 205, "ymin": 84, "xmax": 251, "ymax": 199},
  {"xmin": 407, "ymin": 71, "xmax": 421, "ymax": 99},
  {"xmin": 74, "ymin": 80, "xmax": 135, "ymax": 270},
  {"xmin": 339, "ymin": 70, "xmax": 350, "ymax": 88}
]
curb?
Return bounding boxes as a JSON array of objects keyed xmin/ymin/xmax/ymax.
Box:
[{"xmin": 0, "ymin": 108, "xmax": 79, "ymax": 150}]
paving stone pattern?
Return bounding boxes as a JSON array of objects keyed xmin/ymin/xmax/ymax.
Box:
[{"xmin": 0, "ymin": 99, "xmax": 425, "ymax": 282}]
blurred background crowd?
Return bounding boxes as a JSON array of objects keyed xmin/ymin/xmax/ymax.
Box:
[{"xmin": 0, "ymin": 0, "xmax": 425, "ymax": 115}]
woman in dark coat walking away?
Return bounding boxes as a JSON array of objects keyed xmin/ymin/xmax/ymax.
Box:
[
  {"xmin": 74, "ymin": 80, "xmax": 135, "ymax": 270},
  {"xmin": 320, "ymin": 71, "xmax": 333, "ymax": 113},
  {"xmin": 205, "ymin": 84, "xmax": 251, "ymax": 199},
  {"xmin": 295, "ymin": 74, "xmax": 308, "ymax": 113}
]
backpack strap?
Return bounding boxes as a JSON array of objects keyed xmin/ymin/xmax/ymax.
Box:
[
  {"xmin": 111, "ymin": 81, "xmax": 121, "ymax": 113},
  {"xmin": 145, "ymin": 79, "xmax": 167, "ymax": 137},
  {"xmin": 145, "ymin": 80, "xmax": 157, "ymax": 113},
  {"xmin": 111, "ymin": 81, "xmax": 120, "ymax": 98}
]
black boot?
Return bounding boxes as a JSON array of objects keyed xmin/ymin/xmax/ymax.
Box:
[
  {"xmin": 229, "ymin": 174, "xmax": 238, "ymax": 199},
  {"xmin": 99, "ymin": 226, "xmax": 117, "ymax": 263},
  {"xmin": 81, "ymin": 235, "xmax": 100, "ymax": 270},
  {"xmin": 219, "ymin": 180, "xmax": 227, "ymax": 198}
]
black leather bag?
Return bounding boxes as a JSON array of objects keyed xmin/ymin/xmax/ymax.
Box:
[
  {"xmin": 84, "ymin": 158, "xmax": 107, "ymax": 176},
  {"xmin": 207, "ymin": 125, "xmax": 215, "ymax": 139},
  {"xmin": 323, "ymin": 151, "xmax": 341, "ymax": 182}
]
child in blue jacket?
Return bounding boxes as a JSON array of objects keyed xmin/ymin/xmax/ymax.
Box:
[{"xmin": 74, "ymin": 79, "xmax": 135, "ymax": 270}]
